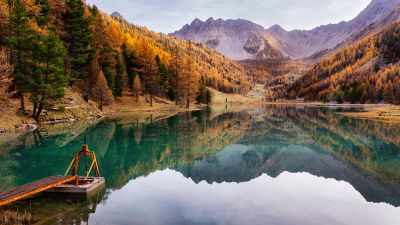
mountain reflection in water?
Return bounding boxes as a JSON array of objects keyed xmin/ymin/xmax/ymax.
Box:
[{"xmin": 1, "ymin": 105, "xmax": 400, "ymax": 225}]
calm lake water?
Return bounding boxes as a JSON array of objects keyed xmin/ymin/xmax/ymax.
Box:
[{"xmin": 1, "ymin": 105, "xmax": 400, "ymax": 225}]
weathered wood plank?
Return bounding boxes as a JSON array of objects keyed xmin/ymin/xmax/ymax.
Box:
[{"xmin": 0, "ymin": 176, "xmax": 75, "ymax": 207}]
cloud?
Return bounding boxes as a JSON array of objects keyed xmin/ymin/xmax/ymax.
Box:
[{"xmin": 85, "ymin": 0, "xmax": 372, "ymax": 33}]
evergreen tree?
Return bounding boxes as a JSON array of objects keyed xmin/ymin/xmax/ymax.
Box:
[
  {"xmin": 122, "ymin": 43, "xmax": 140, "ymax": 89},
  {"xmin": 113, "ymin": 54, "xmax": 124, "ymax": 98},
  {"xmin": 63, "ymin": 0, "xmax": 94, "ymax": 86},
  {"xmin": 6, "ymin": 0, "xmax": 37, "ymax": 111},
  {"xmin": 90, "ymin": 4, "xmax": 99, "ymax": 16},
  {"xmin": 155, "ymin": 55, "xmax": 169, "ymax": 97},
  {"xmin": 35, "ymin": 0, "xmax": 51, "ymax": 27},
  {"xmin": 31, "ymin": 32, "xmax": 67, "ymax": 120},
  {"xmin": 334, "ymin": 90, "xmax": 344, "ymax": 103},
  {"xmin": 101, "ymin": 43, "xmax": 115, "ymax": 88},
  {"xmin": 104, "ymin": 67, "xmax": 113, "ymax": 88},
  {"xmin": 167, "ymin": 85, "xmax": 176, "ymax": 101}
]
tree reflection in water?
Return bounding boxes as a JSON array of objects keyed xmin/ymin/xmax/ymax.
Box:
[{"xmin": 1, "ymin": 105, "xmax": 400, "ymax": 224}]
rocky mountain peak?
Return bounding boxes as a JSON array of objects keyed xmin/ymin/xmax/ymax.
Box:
[
  {"xmin": 111, "ymin": 12, "xmax": 124, "ymax": 20},
  {"xmin": 170, "ymin": 17, "xmax": 282, "ymax": 60},
  {"xmin": 190, "ymin": 18, "xmax": 203, "ymax": 26},
  {"xmin": 206, "ymin": 17, "xmax": 215, "ymax": 22},
  {"xmin": 268, "ymin": 24, "xmax": 287, "ymax": 35},
  {"xmin": 170, "ymin": 0, "xmax": 400, "ymax": 60}
]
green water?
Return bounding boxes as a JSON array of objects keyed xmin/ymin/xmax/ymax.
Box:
[{"xmin": 1, "ymin": 105, "xmax": 400, "ymax": 225}]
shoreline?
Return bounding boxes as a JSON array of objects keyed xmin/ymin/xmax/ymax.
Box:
[
  {"xmin": 1, "ymin": 101, "xmax": 399, "ymax": 137},
  {"xmin": 339, "ymin": 105, "xmax": 400, "ymax": 122}
]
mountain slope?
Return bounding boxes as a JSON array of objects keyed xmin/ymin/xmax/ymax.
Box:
[
  {"xmin": 86, "ymin": 8, "xmax": 251, "ymax": 95},
  {"xmin": 0, "ymin": 0, "xmax": 252, "ymax": 129},
  {"xmin": 1, "ymin": 0, "xmax": 250, "ymax": 104},
  {"xmin": 272, "ymin": 0, "xmax": 400, "ymax": 59},
  {"xmin": 286, "ymin": 21, "xmax": 400, "ymax": 103},
  {"xmin": 171, "ymin": 0, "xmax": 400, "ymax": 60}
]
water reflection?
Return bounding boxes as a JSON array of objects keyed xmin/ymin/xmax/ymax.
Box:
[
  {"xmin": 0, "ymin": 105, "xmax": 400, "ymax": 224},
  {"xmin": 88, "ymin": 169, "xmax": 400, "ymax": 225}
]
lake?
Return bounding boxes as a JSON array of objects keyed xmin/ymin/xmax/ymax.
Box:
[{"xmin": 1, "ymin": 105, "xmax": 400, "ymax": 225}]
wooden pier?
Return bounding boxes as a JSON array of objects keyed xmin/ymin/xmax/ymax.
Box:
[
  {"xmin": 0, "ymin": 140, "xmax": 104, "ymax": 207},
  {"xmin": 0, "ymin": 176, "xmax": 75, "ymax": 207}
]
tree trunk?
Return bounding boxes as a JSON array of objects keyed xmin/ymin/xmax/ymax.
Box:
[
  {"xmin": 175, "ymin": 75, "xmax": 179, "ymax": 105},
  {"xmin": 19, "ymin": 92, "xmax": 25, "ymax": 111},
  {"xmin": 34, "ymin": 98, "xmax": 44, "ymax": 121},
  {"xmin": 32, "ymin": 102, "xmax": 37, "ymax": 117},
  {"xmin": 186, "ymin": 87, "xmax": 190, "ymax": 109},
  {"xmin": 83, "ymin": 75, "xmax": 91, "ymax": 102},
  {"xmin": 150, "ymin": 92, "xmax": 153, "ymax": 107}
]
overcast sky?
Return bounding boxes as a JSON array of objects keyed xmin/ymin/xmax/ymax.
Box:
[{"xmin": 85, "ymin": 0, "xmax": 372, "ymax": 34}]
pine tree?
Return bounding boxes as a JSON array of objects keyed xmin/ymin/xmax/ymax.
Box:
[
  {"xmin": 31, "ymin": 32, "xmax": 67, "ymax": 120},
  {"xmin": 35, "ymin": 0, "xmax": 51, "ymax": 27},
  {"xmin": 6, "ymin": 0, "xmax": 38, "ymax": 111},
  {"xmin": 155, "ymin": 55, "xmax": 169, "ymax": 97},
  {"xmin": 101, "ymin": 43, "xmax": 115, "ymax": 88},
  {"xmin": 63, "ymin": 0, "xmax": 94, "ymax": 86},
  {"xmin": 89, "ymin": 4, "xmax": 99, "ymax": 16},
  {"xmin": 334, "ymin": 90, "xmax": 344, "ymax": 103},
  {"xmin": 104, "ymin": 67, "xmax": 113, "ymax": 88},
  {"xmin": 167, "ymin": 84, "xmax": 175, "ymax": 101},
  {"xmin": 113, "ymin": 54, "xmax": 124, "ymax": 98},
  {"xmin": 122, "ymin": 43, "xmax": 139, "ymax": 89}
]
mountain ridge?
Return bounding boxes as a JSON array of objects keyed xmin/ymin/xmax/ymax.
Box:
[
  {"xmin": 286, "ymin": 21, "xmax": 400, "ymax": 103},
  {"xmin": 170, "ymin": 0, "xmax": 400, "ymax": 60}
]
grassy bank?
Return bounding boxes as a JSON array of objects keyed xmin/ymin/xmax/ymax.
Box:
[
  {"xmin": 341, "ymin": 105, "xmax": 400, "ymax": 122},
  {"xmin": 0, "ymin": 89, "xmax": 204, "ymax": 134},
  {"xmin": 2, "ymin": 86, "xmax": 400, "ymax": 134}
]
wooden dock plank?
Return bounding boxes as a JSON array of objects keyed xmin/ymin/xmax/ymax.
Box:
[{"xmin": 0, "ymin": 175, "xmax": 75, "ymax": 207}]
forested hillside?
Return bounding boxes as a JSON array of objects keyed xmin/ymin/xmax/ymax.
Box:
[
  {"xmin": 0, "ymin": 0, "xmax": 249, "ymax": 121},
  {"xmin": 286, "ymin": 21, "xmax": 400, "ymax": 104},
  {"xmin": 240, "ymin": 59, "xmax": 307, "ymax": 100}
]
